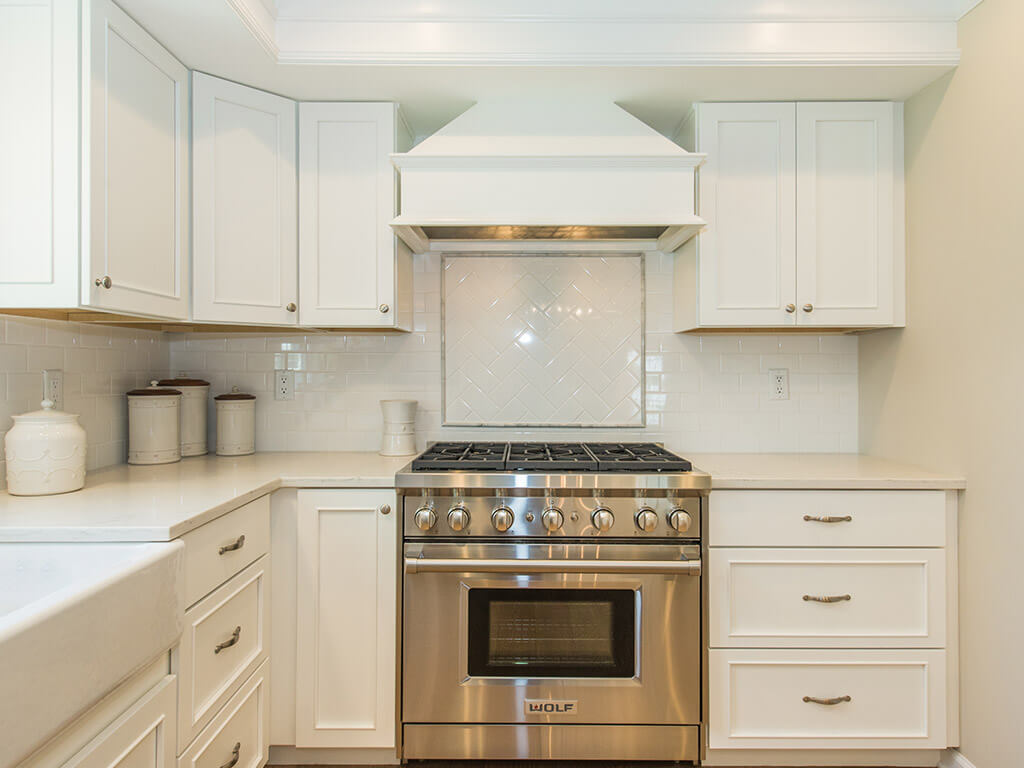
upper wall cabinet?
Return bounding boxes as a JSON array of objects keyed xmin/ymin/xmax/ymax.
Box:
[
  {"xmin": 298, "ymin": 103, "xmax": 413, "ymax": 329},
  {"xmin": 192, "ymin": 73, "xmax": 298, "ymax": 325},
  {"xmin": 0, "ymin": 0, "xmax": 189, "ymax": 320},
  {"xmin": 674, "ymin": 101, "xmax": 904, "ymax": 331}
]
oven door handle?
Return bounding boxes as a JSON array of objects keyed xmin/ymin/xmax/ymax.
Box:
[{"xmin": 404, "ymin": 557, "xmax": 701, "ymax": 576}]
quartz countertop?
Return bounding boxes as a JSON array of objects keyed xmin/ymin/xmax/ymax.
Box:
[{"xmin": 0, "ymin": 451, "xmax": 964, "ymax": 542}]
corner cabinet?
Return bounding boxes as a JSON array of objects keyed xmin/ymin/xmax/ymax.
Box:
[
  {"xmin": 294, "ymin": 489, "xmax": 398, "ymax": 748},
  {"xmin": 0, "ymin": 0, "xmax": 189, "ymax": 320},
  {"xmin": 191, "ymin": 73, "xmax": 298, "ymax": 326},
  {"xmin": 298, "ymin": 104, "xmax": 413, "ymax": 329},
  {"xmin": 674, "ymin": 101, "xmax": 904, "ymax": 331}
]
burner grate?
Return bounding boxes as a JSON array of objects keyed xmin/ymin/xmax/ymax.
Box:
[
  {"xmin": 506, "ymin": 443, "xmax": 599, "ymax": 471},
  {"xmin": 586, "ymin": 443, "xmax": 693, "ymax": 472},
  {"xmin": 410, "ymin": 442, "xmax": 508, "ymax": 470}
]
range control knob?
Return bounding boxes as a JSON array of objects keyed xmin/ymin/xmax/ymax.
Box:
[
  {"xmin": 635, "ymin": 507, "xmax": 659, "ymax": 532},
  {"xmin": 448, "ymin": 505, "xmax": 470, "ymax": 532},
  {"xmin": 413, "ymin": 506, "xmax": 437, "ymax": 531},
  {"xmin": 668, "ymin": 508, "xmax": 693, "ymax": 533},
  {"xmin": 541, "ymin": 507, "xmax": 564, "ymax": 532},
  {"xmin": 592, "ymin": 508, "xmax": 615, "ymax": 533},
  {"xmin": 491, "ymin": 506, "xmax": 514, "ymax": 532}
]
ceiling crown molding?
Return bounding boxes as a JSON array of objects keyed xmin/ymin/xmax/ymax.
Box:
[{"xmin": 226, "ymin": 0, "xmax": 971, "ymax": 67}]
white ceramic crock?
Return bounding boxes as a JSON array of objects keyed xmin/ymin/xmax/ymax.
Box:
[
  {"xmin": 127, "ymin": 381, "xmax": 182, "ymax": 465},
  {"xmin": 158, "ymin": 375, "xmax": 210, "ymax": 456},
  {"xmin": 215, "ymin": 387, "xmax": 256, "ymax": 456},
  {"xmin": 4, "ymin": 400, "xmax": 87, "ymax": 495},
  {"xmin": 380, "ymin": 399, "xmax": 417, "ymax": 456}
]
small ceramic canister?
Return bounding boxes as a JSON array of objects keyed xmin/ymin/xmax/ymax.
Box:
[
  {"xmin": 380, "ymin": 399, "xmax": 417, "ymax": 456},
  {"xmin": 4, "ymin": 400, "xmax": 87, "ymax": 495},
  {"xmin": 215, "ymin": 387, "xmax": 256, "ymax": 456},
  {"xmin": 127, "ymin": 381, "xmax": 182, "ymax": 465},
  {"xmin": 158, "ymin": 374, "xmax": 210, "ymax": 457}
]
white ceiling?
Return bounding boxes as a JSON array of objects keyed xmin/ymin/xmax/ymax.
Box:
[{"xmin": 116, "ymin": 0, "xmax": 976, "ymax": 141}]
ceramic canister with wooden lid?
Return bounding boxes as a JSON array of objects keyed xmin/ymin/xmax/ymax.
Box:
[
  {"xmin": 127, "ymin": 381, "xmax": 182, "ymax": 465},
  {"xmin": 158, "ymin": 375, "xmax": 210, "ymax": 456},
  {"xmin": 215, "ymin": 387, "xmax": 256, "ymax": 456}
]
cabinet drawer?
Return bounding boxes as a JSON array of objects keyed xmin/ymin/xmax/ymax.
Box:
[
  {"xmin": 182, "ymin": 496, "xmax": 270, "ymax": 607},
  {"xmin": 178, "ymin": 661, "xmax": 269, "ymax": 768},
  {"xmin": 710, "ymin": 491, "xmax": 945, "ymax": 547},
  {"xmin": 709, "ymin": 649, "xmax": 946, "ymax": 749},
  {"xmin": 178, "ymin": 558, "xmax": 270, "ymax": 750},
  {"xmin": 710, "ymin": 548, "xmax": 945, "ymax": 647}
]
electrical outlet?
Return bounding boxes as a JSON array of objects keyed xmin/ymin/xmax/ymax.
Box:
[
  {"xmin": 769, "ymin": 368, "xmax": 789, "ymax": 401},
  {"xmin": 43, "ymin": 369, "xmax": 64, "ymax": 411},
  {"xmin": 274, "ymin": 370, "xmax": 295, "ymax": 401}
]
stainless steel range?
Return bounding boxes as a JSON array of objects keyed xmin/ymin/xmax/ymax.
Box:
[{"xmin": 396, "ymin": 442, "xmax": 711, "ymax": 763}]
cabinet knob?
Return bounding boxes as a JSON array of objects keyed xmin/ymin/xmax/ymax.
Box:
[
  {"xmin": 94, "ymin": 276, "xmax": 112, "ymax": 289},
  {"xmin": 378, "ymin": 503, "xmax": 391, "ymax": 516},
  {"xmin": 785, "ymin": 303, "xmax": 796, "ymax": 314},
  {"xmin": 286, "ymin": 302, "xmax": 297, "ymax": 312},
  {"xmin": 379, "ymin": 303, "xmax": 390, "ymax": 314},
  {"xmin": 802, "ymin": 303, "xmax": 814, "ymax": 313}
]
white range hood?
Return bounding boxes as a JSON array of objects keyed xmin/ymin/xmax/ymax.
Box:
[{"xmin": 390, "ymin": 99, "xmax": 706, "ymax": 253}]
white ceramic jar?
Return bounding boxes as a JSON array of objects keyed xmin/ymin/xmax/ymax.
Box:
[
  {"xmin": 215, "ymin": 387, "xmax": 256, "ymax": 456},
  {"xmin": 158, "ymin": 375, "xmax": 210, "ymax": 456},
  {"xmin": 127, "ymin": 381, "xmax": 182, "ymax": 465},
  {"xmin": 380, "ymin": 399, "xmax": 417, "ymax": 456},
  {"xmin": 4, "ymin": 400, "xmax": 87, "ymax": 495}
]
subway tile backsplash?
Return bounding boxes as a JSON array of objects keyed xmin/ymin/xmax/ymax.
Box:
[
  {"xmin": 168, "ymin": 252, "xmax": 858, "ymax": 455},
  {"xmin": 0, "ymin": 315, "xmax": 171, "ymax": 488}
]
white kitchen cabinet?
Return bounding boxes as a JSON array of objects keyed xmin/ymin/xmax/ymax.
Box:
[
  {"xmin": 298, "ymin": 103, "xmax": 413, "ymax": 329},
  {"xmin": 294, "ymin": 489, "xmax": 397, "ymax": 748},
  {"xmin": 192, "ymin": 74, "xmax": 298, "ymax": 325},
  {"xmin": 0, "ymin": 0, "xmax": 189, "ymax": 320},
  {"xmin": 674, "ymin": 101, "xmax": 904, "ymax": 331},
  {"xmin": 64, "ymin": 675, "xmax": 177, "ymax": 768}
]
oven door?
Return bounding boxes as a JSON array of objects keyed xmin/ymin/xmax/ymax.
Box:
[{"xmin": 402, "ymin": 541, "xmax": 701, "ymax": 726}]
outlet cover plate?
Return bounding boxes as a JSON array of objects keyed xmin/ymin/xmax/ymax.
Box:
[
  {"xmin": 769, "ymin": 368, "xmax": 789, "ymax": 401},
  {"xmin": 275, "ymin": 370, "xmax": 295, "ymax": 401}
]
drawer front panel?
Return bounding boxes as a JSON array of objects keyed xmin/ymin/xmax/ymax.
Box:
[
  {"xmin": 709, "ymin": 649, "xmax": 946, "ymax": 749},
  {"xmin": 710, "ymin": 548, "xmax": 945, "ymax": 647},
  {"xmin": 178, "ymin": 557, "xmax": 270, "ymax": 749},
  {"xmin": 710, "ymin": 491, "xmax": 945, "ymax": 547},
  {"xmin": 178, "ymin": 661, "xmax": 269, "ymax": 768},
  {"xmin": 182, "ymin": 496, "xmax": 270, "ymax": 607}
]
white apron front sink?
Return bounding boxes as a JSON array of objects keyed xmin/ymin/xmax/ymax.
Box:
[{"xmin": 0, "ymin": 541, "xmax": 184, "ymax": 768}]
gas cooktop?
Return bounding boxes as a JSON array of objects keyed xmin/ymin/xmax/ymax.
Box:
[{"xmin": 409, "ymin": 442, "xmax": 693, "ymax": 473}]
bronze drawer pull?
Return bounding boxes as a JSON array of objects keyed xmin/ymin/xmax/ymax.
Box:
[
  {"xmin": 214, "ymin": 626, "xmax": 241, "ymax": 654},
  {"xmin": 218, "ymin": 535, "xmax": 245, "ymax": 555},
  {"xmin": 803, "ymin": 515, "xmax": 852, "ymax": 523},
  {"xmin": 219, "ymin": 742, "xmax": 241, "ymax": 768},
  {"xmin": 803, "ymin": 695, "xmax": 851, "ymax": 706},
  {"xmin": 803, "ymin": 594, "xmax": 852, "ymax": 603}
]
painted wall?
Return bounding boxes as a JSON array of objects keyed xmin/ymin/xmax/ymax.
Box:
[
  {"xmin": 0, "ymin": 315, "xmax": 170, "ymax": 489},
  {"xmin": 858, "ymin": 0, "xmax": 1024, "ymax": 763},
  {"xmin": 170, "ymin": 251, "xmax": 858, "ymax": 454}
]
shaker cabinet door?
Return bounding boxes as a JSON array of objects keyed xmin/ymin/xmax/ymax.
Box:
[
  {"xmin": 795, "ymin": 102, "xmax": 901, "ymax": 327},
  {"xmin": 696, "ymin": 102, "xmax": 797, "ymax": 327},
  {"xmin": 192, "ymin": 73, "xmax": 298, "ymax": 325},
  {"xmin": 298, "ymin": 103, "xmax": 402, "ymax": 327},
  {"xmin": 83, "ymin": 0, "xmax": 189, "ymax": 319},
  {"xmin": 294, "ymin": 489, "xmax": 397, "ymax": 748}
]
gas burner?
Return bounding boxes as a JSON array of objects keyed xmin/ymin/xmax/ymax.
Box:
[
  {"xmin": 408, "ymin": 442, "xmax": 693, "ymax": 473},
  {"xmin": 410, "ymin": 442, "xmax": 508, "ymax": 470},
  {"xmin": 507, "ymin": 442, "xmax": 599, "ymax": 471},
  {"xmin": 587, "ymin": 443, "xmax": 693, "ymax": 472}
]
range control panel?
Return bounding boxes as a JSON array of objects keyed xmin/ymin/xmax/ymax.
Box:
[{"xmin": 402, "ymin": 495, "xmax": 701, "ymax": 540}]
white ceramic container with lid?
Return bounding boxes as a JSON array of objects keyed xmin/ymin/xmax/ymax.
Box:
[
  {"xmin": 4, "ymin": 400, "xmax": 87, "ymax": 495},
  {"xmin": 215, "ymin": 387, "xmax": 256, "ymax": 456},
  {"xmin": 380, "ymin": 399, "xmax": 417, "ymax": 456},
  {"xmin": 158, "ymin": 374, "xmax": 210, "ymax": 456},
  {"xmin": 127, "ymin": 381, "xmax": 182, "ymax": 465}
]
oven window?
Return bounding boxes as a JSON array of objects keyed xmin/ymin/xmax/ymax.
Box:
[{"xmin": 467, "ymin": 589, "xmax": 636, "ymax": 678}]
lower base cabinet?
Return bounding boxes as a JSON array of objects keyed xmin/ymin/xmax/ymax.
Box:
[
  {"xmin": 709, "ymin": 649, "xmax": 947, "ymax": 750},
  {"xmin": 293, "ymin": 489, "xmax": 398, "ymax": 748},
  {"xmin": 63, "ymin": 676, "xmax": 177, "ymax": 768},
  {"xmin": 177, "ymin": 662, "xmax": 269, "ymax": 768}
]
